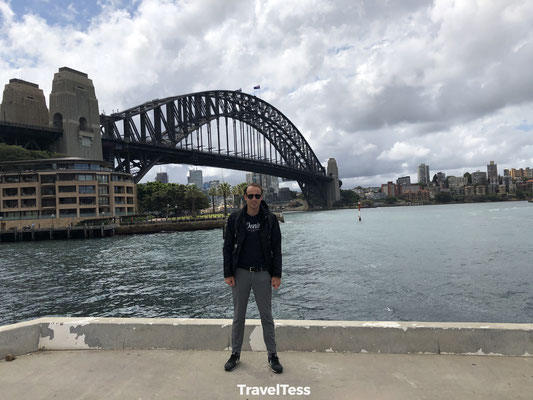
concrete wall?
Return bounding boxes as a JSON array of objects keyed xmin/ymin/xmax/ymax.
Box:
[{"xmin": 1, "ymin": 318, "xmax": 532, "ymax": 359}]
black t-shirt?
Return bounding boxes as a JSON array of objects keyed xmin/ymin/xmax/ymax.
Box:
[{"xmin": 237, "ymin": 213, "xmax": 266, "ymax": 269}]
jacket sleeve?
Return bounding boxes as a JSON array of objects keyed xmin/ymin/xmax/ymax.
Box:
[
  {"xmin": 270, "ymin": 214, "xmax": 282, "ymax": 278},
  {"xmin": 223, "ymin": 214, "xmax": 235, "ymax": 278}
]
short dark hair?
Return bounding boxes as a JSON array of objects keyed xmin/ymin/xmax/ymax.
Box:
[{"xmin": 245, "ymin": 183, "xmax": 263, "ymax": 195}]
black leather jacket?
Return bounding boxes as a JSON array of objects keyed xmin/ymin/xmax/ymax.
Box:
[{"xmin": 223, "ymin": 201, "xmax": 282, "ymax": 278}]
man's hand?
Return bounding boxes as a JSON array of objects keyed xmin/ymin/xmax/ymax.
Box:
[
  {"xmin": 271, "ymin": 277, "xmax": 281, "ymax": 290},
  {"xmin": 225, "ymin": 276, "xmax": 235, "ymax": 287}
]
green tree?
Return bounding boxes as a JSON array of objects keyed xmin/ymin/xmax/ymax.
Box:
[
  {"xmin": 385, "ymin": 196, "xmax": 397, "ymax": 204},
  {"xmin": 435, "ymin": 191, "xmax": 452, "ymax": 203},
  {"xmin": 208, "ymin": 186, "xmax": 218, "ymax": 213},
  {"xmin": 334, "ymin": 189, "xmax": 361, "ymax": 207},
  {"xmin": 137, "ymin": 182, "xmax": 187, "ymax": 215},
  {"xmin": 362, "ymin": 199, "xmax": 374, "ymax": 208},
  {"xmin": 463, "ymin": 172, "xmax": 472, "ymax": 185},
  {"xmin": 232, "ymin": 182, "xmax": 248, "ymax": 209},
  {"xmin": 217, "ymin": 182, "xmax": 232, "ymax": 216},
  {"xmin": 185, "ymin": 185, "xmax": 202, "ymax": 216},
  {"xmin": 0, "ymin": 143, "xmax": 65, "ymax": 161}
]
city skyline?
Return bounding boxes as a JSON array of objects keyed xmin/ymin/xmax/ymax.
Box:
[{"xmin": 1, "ymin": 1, "xmax": 532, "ymax": 188}]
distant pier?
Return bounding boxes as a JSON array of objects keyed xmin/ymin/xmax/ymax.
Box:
[{"xmin": 0, "ymin": 225, "xmax": 116, "ymax": 242}]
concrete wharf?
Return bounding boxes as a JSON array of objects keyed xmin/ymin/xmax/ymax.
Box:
[
  {"xmin": 0, "ymin": 224, "xmax": 116, "ymax": 242},
  {"xmin": 1, "ymin": 317, "xmax": 532, "ymax": 399}
]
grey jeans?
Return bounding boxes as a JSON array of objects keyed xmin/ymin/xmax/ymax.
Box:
[{"xmin": 231, "ymin": 268, "xmax": 277, "ymax": 355}]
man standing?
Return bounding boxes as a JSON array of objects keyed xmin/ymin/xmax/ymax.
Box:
[{"xmin": 223, "ymin": 183, "xmax": 283, "ymax": 373}]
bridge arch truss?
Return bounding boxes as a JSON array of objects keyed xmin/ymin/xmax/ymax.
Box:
[{"xmin": 101, "ymin": 90, "xmax": 333, "ymax": 208}]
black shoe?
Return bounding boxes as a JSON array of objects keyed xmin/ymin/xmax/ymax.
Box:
[
  {"xmin": 268, "ymin": 353, "xmax": 283, "ymax": 373},
  {"xmin": 224, "ymin": 353, "xmax": 240, "ymax": 371}
]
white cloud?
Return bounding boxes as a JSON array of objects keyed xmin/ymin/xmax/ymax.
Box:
[
  {"xmin": 377, "ymin": 142, "xmax": 431, "ymax": 161},
  {"xmin": 1, "ymin": 0, "xmax": 532, "ymax": 187}
]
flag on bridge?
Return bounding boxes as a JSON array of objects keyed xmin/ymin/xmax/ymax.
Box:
[{"xmin": 253, "ymin": 85, "xmax": 261, "ymax": 90}]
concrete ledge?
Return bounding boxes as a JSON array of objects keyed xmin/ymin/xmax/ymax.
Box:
[{"xmin": 1, "ymin": 318, "xmax": 532, "ymax": 358}]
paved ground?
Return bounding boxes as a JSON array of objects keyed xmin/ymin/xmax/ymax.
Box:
[{"xmin": 1, "ymin": 350, "xmax": 532, "ymax": 399}]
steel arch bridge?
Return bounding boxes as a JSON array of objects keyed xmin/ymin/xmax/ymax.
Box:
[{"xmin": 100, "ymin": 90, "xmax": 335, "ymax": 208}]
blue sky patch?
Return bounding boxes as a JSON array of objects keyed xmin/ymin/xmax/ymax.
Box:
[{"xmin": 516, "ymin": 123, "xmax": 533, "ymax": 132}]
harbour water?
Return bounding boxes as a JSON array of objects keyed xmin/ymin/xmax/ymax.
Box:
[{"xmin": 1, "ymin": 201, "xmax": 532, "ymax": 326}]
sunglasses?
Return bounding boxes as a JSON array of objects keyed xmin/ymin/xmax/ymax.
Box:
[{"xmin": 246, "ymin": 194, "xmax": 262, "ymax": 199}]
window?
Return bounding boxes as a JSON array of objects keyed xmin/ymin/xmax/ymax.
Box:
[
  {"xmin": 3, "ymin": 200, "xmax": 18, "ymax": 208},
  {"xmin": 115, "ymin": 207, "xmax": 126, "ymax": 215},
  {"xmin": 97, "ymin": 174, "xmax": 109, "ymax": 183},
  {"xmin": 5, "ymin": 176, "xmax": 20, "ymax": 183},
  {"xmin": 41, "ymin": 175, "xmax": 56, "ymax": 184},
  {"xmin": 41, "ymin": 209, "xmax": 56, "ymax": 217},
  {"xmin": 58, "ymin": 186, "xmax": 76, "ymax": 193},
  {"xmin": 59, "ymin": 209, "xmax": 77, "ymax": 217},
  {"xmin": 58, "ymin": 173, "xmax": 76, "ymax": 181},
  {"xmin": 3, "ymin": 188, "xmax": 18, "ymax": 197},
  {"xmin": 77, "ymin": 174, "xmax": 95, "ymax": 181},
  {"xmin": 59, "ymin": 197, "xmax": 77, "ymax": 205},
  {"xmin": 42, "ymin": 198, "xmax": 56, "ymax": 208},
  {"xmin": 74, "ymin": 163, "xmax": 90, "ymax": 170},
  {"xmin": 79, "ymin": 185, "xmax": 95, "ymax": 194},
  {"xmin": 127, "ymin": 197, "xmax": 134, "ymax": 204},
  {"xmin": 111, "ymin": 174, "xmax": 125, "ymax": 182},
  {"xmin": 126, "ymin": 186, "xmax": 134, "ymax": 194},
  {"xmin": 114, "ymin": 186, "xmax": 125, "ymax": 194},
  {"xmin": 80, "ymin": 208, "xmax": 96, "ymax": 217},
  {"xmin": 79, "ymin": 117, "xmax": 88, "ymax": 131},
  {"xmin": 53, "ymin": 113, "xmax": 63, "ymax": 129},
  {"xmin": 22, "ymin": 174, "xmax": 38, "ymax": 182},
  {"xmin": 79, "ymin": 197, "xmax": 96, "ymax": 205},
  {"xmin": 21, "ymin": 199, "xmax": 36, "ymax": 208},
  {"xmin": 21, "ymin": 187, "xmax": 36, "ymax": 196},
  {"xmin": 98, "ymin": 196, "xmax": 109, "ymax": 205},
  {"xmin": 114, "ymin": 197, "xmax": 125, "ymax": 204},
  {"xmin": 41, "ymin": 187, "xmax": 56, "ymax": 196},
  {"xmin": 98, "ymin": 185, "xmax": 109, "ymax": 194}
]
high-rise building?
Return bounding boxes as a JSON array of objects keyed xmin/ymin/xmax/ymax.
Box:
[
  {"xmin": 435, "ymin": 172, "xmax": 446, "ymax": 186},
  {"xmin": 187, "ymin": 169, "xmax": 203, "ymax": 188},
  {"xmin": 487, "ymin": 161, "xmax": 498, "ymax": 185},
  {"xmin": 417, "ymin": 164, "xmax": 430, "ymax": 185},
  {"xmin": 155, "ymin": 172, "xmax": 168, "ymax": 184},
  {"xmin": 246, "ymin": 173, "xmax": 279, "ymax": 202},
  {"xmin": 396, "ymin": 176, "xmax": 411, "ymax": 186},
  {"xmin": 472, "ymin": 170, "xmax": 487, "ymax": 185}
]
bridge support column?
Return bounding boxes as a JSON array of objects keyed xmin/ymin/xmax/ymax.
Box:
[
  {"xmin": 326, "ymin": 158, "xmax": 341, "ymax": 205},
  {"xmin": 49, "ymin": 67, "xmax": 103, "ymax": 160}
]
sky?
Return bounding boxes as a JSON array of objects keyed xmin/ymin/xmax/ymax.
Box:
[{"xmin": 1, "ymin": 0, "xmax": 532, "ymax": 188}]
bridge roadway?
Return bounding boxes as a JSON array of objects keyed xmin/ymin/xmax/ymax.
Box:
[{"xmin": 1, "ymin": 318, "xmax": 532, "ymax": 399}]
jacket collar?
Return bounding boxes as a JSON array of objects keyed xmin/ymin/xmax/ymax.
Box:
[{"xmin": 239, "ymin": 201, "xmax": 268, "ymax": 221}]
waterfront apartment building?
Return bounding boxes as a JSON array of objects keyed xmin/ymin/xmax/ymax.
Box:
[
  {"xmin": 417, "ymin": 164, "xmax": 430, "ymax": 185},
  {"xmin": 0, "ymin": 158, "xmax": 136, "ymax": 229}
]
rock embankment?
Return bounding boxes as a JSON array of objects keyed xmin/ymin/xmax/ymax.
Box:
[{"xmin": 116, "ymin": 219, "xmax": 225, "ymax": 235}]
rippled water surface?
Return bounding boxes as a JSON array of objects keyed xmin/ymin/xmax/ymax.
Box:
[{"xmin": 2, "ymin": 201, "xmax": 533, "ymax": 326}]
